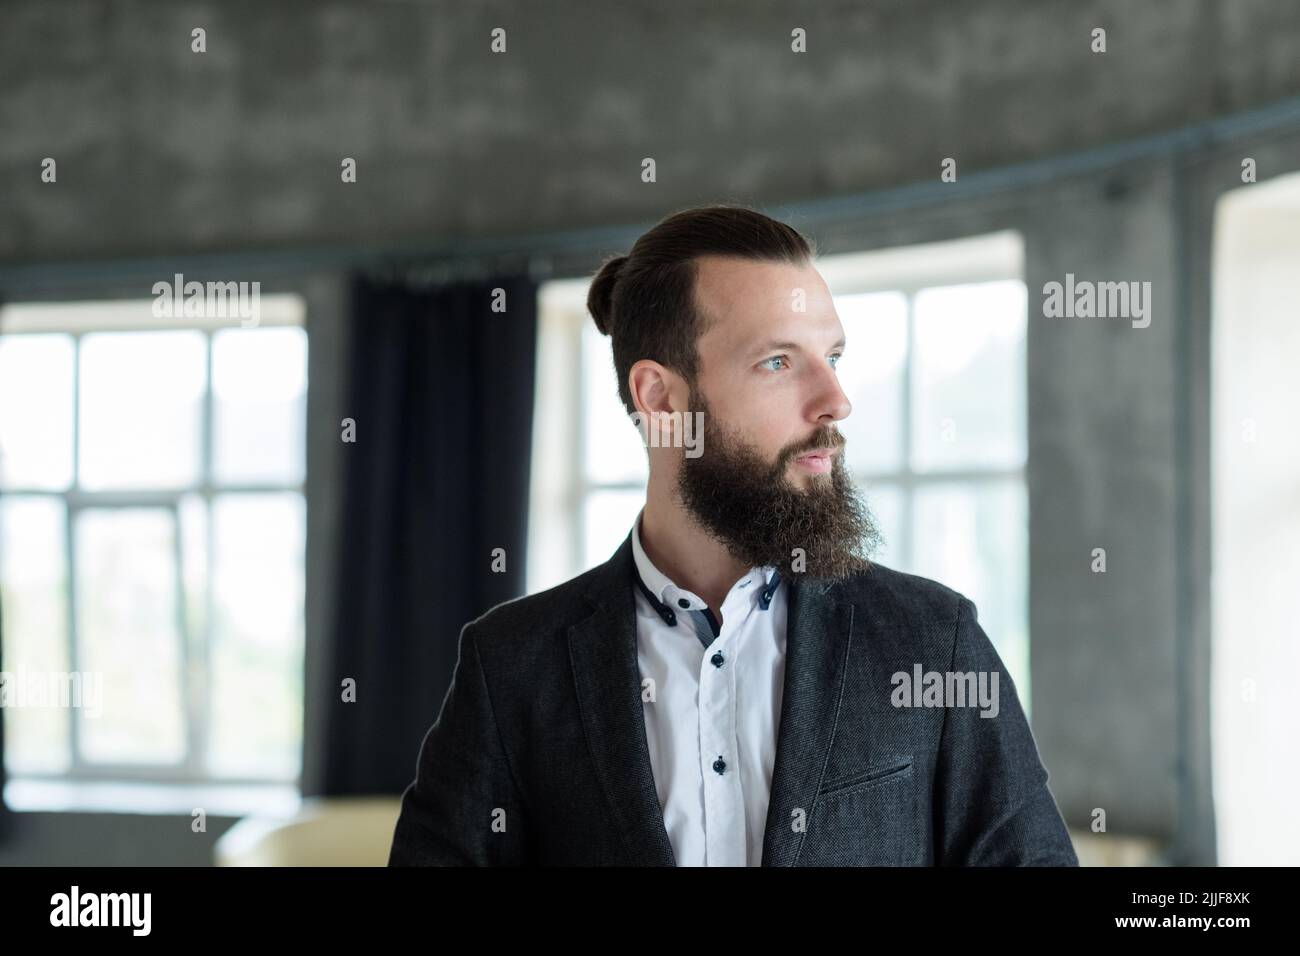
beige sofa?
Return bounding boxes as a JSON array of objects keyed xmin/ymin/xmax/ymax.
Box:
[{"xmin": 214, "ymin": 796, "xmax": 403, "ymax": 866}]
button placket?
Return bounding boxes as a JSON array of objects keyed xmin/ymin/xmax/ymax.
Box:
[{"xmin": 701, "ymin": 619, "xmax": 745, "ymax": 862}]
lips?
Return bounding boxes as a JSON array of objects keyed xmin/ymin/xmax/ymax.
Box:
[{"xmin": 794, "ymin": 446, "xmax": 838, "ymax": 473}]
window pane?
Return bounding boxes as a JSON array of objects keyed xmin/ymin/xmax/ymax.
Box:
[
  {"xmin": 857, "ymin": 479, "xmax": 905, "ymax": 569},
  {"xmin": 179, "ymin": 493, "xmax": 209, "ymax": 687},
  {"xmin": 0, "ymin": 495, "xmax": 71, "ymax": 773},
  {"xmin": 583, "ymin": 321, "xmax": 649, "ymax": 485},
  {"xmin": 208, "ymin": 493, "xmax": 304, "ymax": 778},
  {"xmin": 911, "ymin": 280, "xmax": 1026, "ymax": 471},
  {"xmin": 75, "ymin": 508, "xmax": 186, "ymax": 764},
  {"xmin": 0, "ymin": 335, "xmax": 74, "ymax": 490},
  {"xmin": 212, "ymin": 327, "xmax": 308, "ymax": 484},
  {"xmin": 911, "ymin": 480, "xmax": 1029, "ymax": 707},
  {"xmin": 836, "ymin": 292, "xmax": 907, "ymax": 474},
  {"xmin": 79, "ymin": 331, "xmax": 207, "ymax": 489},
  {"xmin": 583, "ymin": 488, "xmax": 644, "ymax": 570}
]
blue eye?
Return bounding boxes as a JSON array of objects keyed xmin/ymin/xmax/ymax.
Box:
[{"xmin": 762, "ymin": 353, "xmax": 843, "ymax": 372}]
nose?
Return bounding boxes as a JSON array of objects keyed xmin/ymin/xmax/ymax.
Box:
[{"xmin": 809, "ymin": 359, "xmax": 852, "ymax": 425}]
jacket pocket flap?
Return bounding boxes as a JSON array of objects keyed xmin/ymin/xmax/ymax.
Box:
[{"xmin": 817, "ymin": 758, "xmax": 913, "ymax": 798}]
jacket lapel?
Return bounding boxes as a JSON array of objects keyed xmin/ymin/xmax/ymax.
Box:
[
  {"xmin": 567, "ymin": 527, "xmax": 855, "ymax": 867},
  {"xmin": 760, "ymin": 572, "xmax": 854, "ymax": 866},
  {"xmin": 568, "ymin": 530, "xmax": 677, "ymax": 865}
]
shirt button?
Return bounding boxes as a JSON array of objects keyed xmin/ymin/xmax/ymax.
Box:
[
  {"xmin": 677, "ymin": 598, "xmax": 690, "ymax": 609},
  {"xmin": 713, "ymin": 757, "xmax": 727, "ymax": 774},
  {"xmin": 711, "ymin": 652, "xmax": 725, "ymax": 667}
]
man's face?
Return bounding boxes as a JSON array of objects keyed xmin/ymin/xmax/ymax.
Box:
[{"xmin": 672, "ymin": 255, "xmax": 880, "ymax": 579}]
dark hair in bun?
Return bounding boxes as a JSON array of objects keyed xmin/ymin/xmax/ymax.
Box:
[{"xmin": 586, "ymin": 254, "xmax": 627, "ymax": 336}]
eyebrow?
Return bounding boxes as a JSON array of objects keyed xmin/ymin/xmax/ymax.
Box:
[{"xmin": 748, "ymin": 335, "xmax": 846, "ymax": 359}]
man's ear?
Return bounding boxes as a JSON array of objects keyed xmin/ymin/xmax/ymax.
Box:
[
  {"xmin": 629, "ymin": 360, "xmax": 678, "ymax": 413},
  {"xmin": 628, "ymin": 360, "xmax": 684, "ymax": 447}
]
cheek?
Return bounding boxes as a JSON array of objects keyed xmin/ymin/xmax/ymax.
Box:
[
  {"xmin": 706, "ymin": 387, "xmax": 795, "ymax": 462},
  {"xmin": 751, "ymin": 423, "xmax": 797, "ymax": 466}
]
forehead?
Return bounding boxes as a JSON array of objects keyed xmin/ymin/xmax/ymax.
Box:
[{"xmin": 693, "ymin": 255, "xmax": 838, "ymax": 349}]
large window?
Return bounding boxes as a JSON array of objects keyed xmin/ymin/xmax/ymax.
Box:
[
  {"xmin": 1211, "ymin": 171, "xmax": 1300, "ymax": 865},
  {"xmin": 529, "ymin": 231, "xmax": 1029, "ymax": 700},
  {"xmin": 0, "ymin": 297, "xmax": 307, "ymax": 807}
]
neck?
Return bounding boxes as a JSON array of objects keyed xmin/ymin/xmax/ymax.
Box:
[{"xmin": 640, "ymin": 471, "xmax": 751, "ymax": 613}]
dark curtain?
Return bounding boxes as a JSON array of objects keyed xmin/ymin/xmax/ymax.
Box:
[{"xmin": 313, "ymin": 271, "xmax": 538, "ymax": 796}]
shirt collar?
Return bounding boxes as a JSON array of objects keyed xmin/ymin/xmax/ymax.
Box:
[{"xmin": 630, "ymin": 507, "xmax": 781, "ymax": 624}]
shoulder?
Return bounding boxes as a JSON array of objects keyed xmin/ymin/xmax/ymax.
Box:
[{"xmin": 832, "ymin": 561, "xmax": 972, "ymax": 628}]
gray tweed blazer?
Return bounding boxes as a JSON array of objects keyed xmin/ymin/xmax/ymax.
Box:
[{"xmin": 389, "ymin": 528, "xmax": 1078, "ymax": 866}]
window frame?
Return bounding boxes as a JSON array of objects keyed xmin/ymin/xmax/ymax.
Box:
[{"xmin": 0, "ymin": 298, "xmax": 308, "ymax": 789}]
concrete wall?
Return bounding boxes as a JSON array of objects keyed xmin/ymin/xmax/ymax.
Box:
[{"xmin": 3, "ymin": 0, "xmax": 1300, "ymax": 261}]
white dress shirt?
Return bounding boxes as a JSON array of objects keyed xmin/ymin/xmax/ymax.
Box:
[{"xmin": 631, "ymin": 507, "xmax": 788, "ymax": 866}]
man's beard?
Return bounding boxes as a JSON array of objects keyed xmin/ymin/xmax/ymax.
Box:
[{"xmin": 672, "ymin": 386, "xmax": 881, "ymax": 581}]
